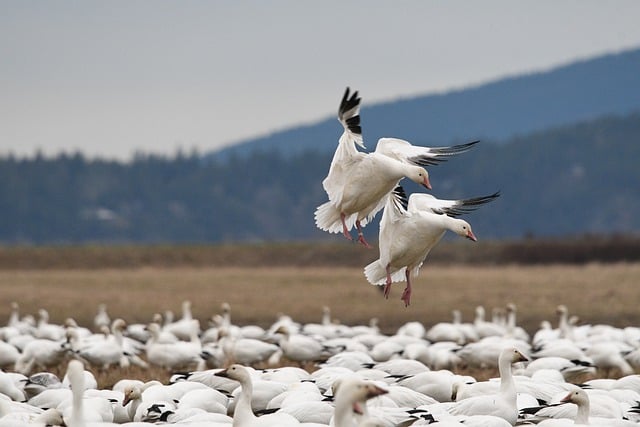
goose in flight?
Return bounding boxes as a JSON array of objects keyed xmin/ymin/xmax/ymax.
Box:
[
  {"xmin": 315, "ymin": 87, "xmax": 478, "ymax": 247},
  {"xmin": 364, "ymin": 185, "xmax": 499, "ymax": 306}
]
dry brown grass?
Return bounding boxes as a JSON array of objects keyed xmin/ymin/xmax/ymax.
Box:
[
  {"xmin": 2, "ymin": 263, "xmax": 639, "ymax": 334},
  {"xmin": 2, "ymin": 262, "xmax": 639, "ymax": 387}
]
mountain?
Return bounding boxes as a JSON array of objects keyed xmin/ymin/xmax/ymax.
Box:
[
  {"xmin": 210, "ymin": 48, "xmax": 640, "ymax": 160},
  {"xmin": 0, "ymin": 113, "xmax": 638, "ymax": 244}
]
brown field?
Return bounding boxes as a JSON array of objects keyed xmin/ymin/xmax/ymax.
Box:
[
  {"xmin": 1, "ymin": 250, "xmax": 639, "ymax": 387},
  {"xmin": 2, "ymin": 262, "xmax": 639, "ymax": 336}
]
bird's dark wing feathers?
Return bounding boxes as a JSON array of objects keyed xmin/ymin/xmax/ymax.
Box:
[
  {"xmin": 338, "ymin": 87, "xmax": 362, "ymax": 136},
  {"xmin": 391, "ymin": 185, "xmax": 409, "ymax": 214},
  {"xmin": 440, "ymin": 191, "xmax": 500, "ymax": 217},
  {"xmin": 407, "ymin": 140, "xmax": 479, "ymax": 166}
]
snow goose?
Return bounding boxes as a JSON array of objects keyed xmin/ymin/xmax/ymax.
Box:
[
  {"xmin": 316, "ymin": 88, "xmax": 475, "ymax": 247},
  {"xmin": 404, "ymin": 340, "xmax": 463, "ymax": 371},
  {"xmin": 426, "ymin": 310, "xmax": 478, "ymax": 345},
  {"xmin": 535, "ymin": 387, "xmax": 636, "ymax": 427},
  {"xmin": 163, "ymin": 300, "xmax": 201, "ymax": 341},
  {"xmin": 61, "ymin": 359, "xmax": 114, "ymax": 426},
  {"xmin": 68, "ymin": 318, "xmax": 129, "ymax": 369},
  {"xmin": 14, "ymin": 338, "xmax": 68, "ymax": 375},
  {"xmin": 273, "ymin": 324, "xmax": 330, "ymax": 364},
  {"xmin": 144, "ymin": 322, "xmax": 205, "ymax": 371},
  {"xmin": 6, "ymin": 302, "xmax": 35, "ymax": 335},
  {"xmin": 0, "ymin": 404, "xmax": 63, "ymax": 427},
  {"xmin": 447, "ymin": 347, "xmax": 529, "ymax": 425},
  {"xmin": 523, "ymin": 357, "xmax": 596, "ymax": 382},
  {"xmin": 473, "ymin": 306, "xmax": 507, "ymax": 339},
  {"xmin": 218, "ymin": 326, "xmax": 279, "ymax": 366},
  {"xmin": 395, "ymin": 370, "xmax": 469, "ymax": 402},
  {"xmin": 34, "ymin": 309, "xmax": 65, "ymax": 341},
  {"xmin": 0, "ymin": 341, "xmax": 20, "ymax": 370},
  {"xmin": 457, "ymin": 335, "xmax": 530, "ymax": 370},
  {"xmin": 0, "ymin": 371, "xmax": 26, "ymax": 401},
  {"xmin": 585, "ymin": 341, "xmax": 634, "ymax": 377},
  {"xmin": 320, "ymin": 351, "xmax": 375, "ymax": 372},
  {"xmin": 331, "ymin": 376, "xmax": 389, "ymax": 427},
  {"xmin": 504, "ymin": 304, "xmax": 530, "ymax": 342},
  {"xmin": 93, "ymin": 303, "xmax": 110, "ymax": 331},
  {"xmin": 364, "ymin": 186, "xmax": 498, "ymax": 306},
  {"xmin": 215, "ymin": 364, "xmax": 300, "ymax": 426}
]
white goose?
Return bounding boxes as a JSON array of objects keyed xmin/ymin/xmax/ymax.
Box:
[
  {"xmin": 536, "ymin": 387, "xmax": 636, "ymax": 427},
  {"xmin": 447, "ymin": 347, "xmax": 529, "ymax": 425},
  {"xmin": 163, "ymin": 300, "xmax": 201, "ymax": 341},
  {"xmin": 315, "ymin": 88, "xmax": 477, "ymax": 247},
  {"xmin": 68, "ymin": 318, "xmax": 129, "ymax": 369},
  {"xmin": 14, "ymin": 337, "xmax": 68, "ymax": 375},
  {"xmin": 364, "ymin": 186, "xmax": 498, "ymax": 306},
  {"xmin": 34, "ymin": 309, "xmax": 65, "ymax": 341},
  {"xmin": 144, "ymin": 322, "xmax": 204, "ymax": 371},
  {"xmin": 61, "ymin": 359, "xmax": 115, "ymax": 426},
  {"xmin": 218, "ymin": 326, "xmax": 279, "ymax": 366},
  {"xmin": 331, "ymin": 376, "xmax": 389, "ymax": 427},
  {"xmin": 273, "ymin": 324, "xmax": 329, "ymax": 364},
  {"xmin": 93, "ymin": 303, "xmax": 110, "ymax": 331},
  {"xmin": 215, "ymin": 364, "xmax": 300, "ymax": 426}
]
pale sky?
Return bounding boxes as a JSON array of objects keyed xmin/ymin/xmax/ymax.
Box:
[{"xmin": 2, "ymin": 1, "xmax": 640, "ymax": 160}]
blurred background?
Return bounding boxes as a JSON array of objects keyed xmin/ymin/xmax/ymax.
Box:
[{"xmin": 1, "ymin": 1, "xmax": 639, "ymax": 247}]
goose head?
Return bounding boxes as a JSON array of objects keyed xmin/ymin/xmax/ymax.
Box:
[
  {"xmin": 122, "ymin": 384, "xmax": 142, "ymax": 407},
  {"xmin": 111, "ymin": 318, "xmax": 127, "ymax": 334},
  {"xmin": 215, "ymin": 363, "xmax": 251, "ymax": 383},
  {"xmin": 334, "ymin": 377, "xmax": 388, "ymax": 415},
  {"xmin": 407, "ymin": 166, "xmax": 432, "ymax": 190},
  {"xmin": 451, "ymin": 218, "xmax": 477, "ymax": 241},
  {"xmin": 560, "ymin": 388, "xmax": 588, "ymax": 405},
  {"xmin": 502, "ymin": 347, "xmax": 529, "ymax": 364}
]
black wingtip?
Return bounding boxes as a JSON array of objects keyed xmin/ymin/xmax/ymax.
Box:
[
  {"xmin": 443, "ymin": 191, "xmax": 500, "ymax": 217},
  {"xmin": 391, "ymin": 185, "xmax": 409, "ymax": 212},
  {"xmin": 338, "ymin": 87, "xmax": 362, "ymax": 135}
]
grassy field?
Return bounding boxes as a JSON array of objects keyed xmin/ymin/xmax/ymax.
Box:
[
  {"xmin": 2, "ymin": 263, "xmax": 639, "ymax": 335},
  {"xmin": 1, "ymin": 261, "xmax": 639, "ymax": 387}
]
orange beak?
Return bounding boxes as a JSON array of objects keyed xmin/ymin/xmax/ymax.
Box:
[
  {"xmin": 422, "ymin": 175, "xmax": 432, "ymax": 190},
  {"xmin": 467, "ymin": 230, "xmax": 477, "ymax": 242}
]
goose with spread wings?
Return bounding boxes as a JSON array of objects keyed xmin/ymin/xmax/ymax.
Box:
[
  {"xmin": 315, "ymin": 87, "xmax": 478, "ymax": 248},
  {"xmin": 364, "ymin": 186, "xmax": 499, "ymax": 306}
]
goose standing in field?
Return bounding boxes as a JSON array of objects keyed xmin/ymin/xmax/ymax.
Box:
[
  {"xmin": 364, "ymin": 186, "xmax": 499, "ymax": 306},
  {"xmin": 67, "ymin": 318, "xmax": 130, "ymax": 370},
  {"xmin": 215, "ymin": 364, "xmax": 300, "ymax": 426},
  {"xmin": 273, "ymin": 324, "xmax": 331, "ymax": 364},
  {"xmin": 61, "ymin": 359, "xmax": 115, "ymax": 426},
  {"xmin": 14, "ymin": 337, "xmax": 68, "ymax": 375},
  {"xmin": 218, "ymin": 326, "xmax": 280, "ymax": 367},
  {"xmin": 93, "ymin": 303, "xmax": 110, "ymax": 331},
  {"xmin": 447, "ymin": 347, "xmax": 529, "ymax": 425},
  {"xmin": 34, "ymin": 309, "xmax": 65, "ymax": 341},
  {"xmin": 144, "ymin": 322, "xmax": 205, "ymax": 371},
  {"xmin": 315, "ymin": 87, "xmax": 477, "ymax": 247},
  {"xmin": 163, "ymin": 300, "xmax": 201, "ymax": 341}
]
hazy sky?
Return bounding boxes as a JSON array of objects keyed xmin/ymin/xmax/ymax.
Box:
[{"xmin": 2, "ymin": 1, "xmax": 640, "ymax": 160}]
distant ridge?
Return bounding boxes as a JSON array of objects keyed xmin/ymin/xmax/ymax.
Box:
[{"xmin": 210, "ymin": 47, "xmax": 640, "ymax": 160}]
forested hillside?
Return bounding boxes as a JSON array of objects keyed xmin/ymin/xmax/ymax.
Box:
[
  {"xmin": 212, "ymin": 48, "xmax": 640, "ymax": 160},
  {"xmin": 1, "ymin": 114, "xmax": 639, "ymax": 244}
]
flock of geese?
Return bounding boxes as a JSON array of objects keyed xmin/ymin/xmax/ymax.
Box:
[
  {"xmin": 0, "ymin": 88, "xmax": 635, "ymax": 426},
  {"xmin": 314, "ymin": 88, "xmax": 499, "ymax": 306},
  {"xmin": 0, "ymin": 300, "xmax": 639, "ymax": 426}
]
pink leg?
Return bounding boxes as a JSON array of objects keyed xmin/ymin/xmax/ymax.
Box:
[
  {"xmin": 383, "ymin": 264, "xmax": 392, "ymax": 299},
  {"xmin": 355, "ymin": 220, "xmax": 372, "ymax": 248},
  {"xmin": 340, "ymin": 213, "xmax": 352, "ymax": 241},
  {"xmin": 401, "ymin": 269, "xmax": 412, "ymax": 307}
]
